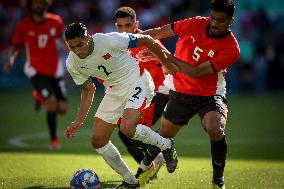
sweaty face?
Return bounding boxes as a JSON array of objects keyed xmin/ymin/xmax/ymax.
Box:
[
  {"xmin": 67, "ymin": 36, "xmax": 90, "ymax": 59},
  {"xmin": 31, "ymin": 0, "xmax": 48, "ymax": 15},
  {"xmin": 209, "ymin": 10, "xmax": 233, "ymax": 36},
  {"xmin": 115, "ymin": 17, "xmax": 138, "ymax": 33}
]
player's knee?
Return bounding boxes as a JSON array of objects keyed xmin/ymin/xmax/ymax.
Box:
[
  {"xmin": 119, "ymin": 124, "xmax": 135, "ymax": 138},
  {"xmin": 45, "ymin": 95, "xmax": 57, "ymax": 111},
  {"xmin": 207, "ymin": 123, "xmax": 225, "ymax": 141},
  {"xmin": 91, "ymin": 135, "xmax": 107, "ymax": 149},
  {"xmin": 57, "ymin": 104, "xmax": 67, "ymax": 114}
]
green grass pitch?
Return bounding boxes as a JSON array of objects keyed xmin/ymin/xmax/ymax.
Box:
[{"xmin": 0, "ymin": 90, "xmax": 284, "ymax": 188}]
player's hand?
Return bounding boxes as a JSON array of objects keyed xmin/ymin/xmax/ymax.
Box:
[
  {"xmin": 162, "ymin": 65, "xmax": 170, "ymax": 75},
  {"xmin": 136, "ymin": 49, "xmax": 157, "ymax": 62},
  {"xmin": 64, "ymin": 121, "xmax": 83, "ymax": 138},
  {"xmin": 3, "ymin": 62, "xmax": 13, "ymax": 73},
  {"xmin": 160, "ymin": 51, "xmax": 180, "ymax": 75}
]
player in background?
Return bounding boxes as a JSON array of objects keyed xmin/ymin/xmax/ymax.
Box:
[
  {"xmin": 136, "ymin": 0, "xmax": 240, "ymax": 188},
  {"xmin": 63, "ymin": 23, "xmax": 179, "ymax": 189},
  {"xmin": 3, "ymin": 0, "xmax": 68, "ymax": 150},
  {"xmin": 114, "ymin": 6, "xmax": 168, "ymax": 184}
]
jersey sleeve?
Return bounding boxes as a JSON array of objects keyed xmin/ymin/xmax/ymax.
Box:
[
  {"xmin": 66, "ymin": 54, "xmax": 89, "ymax": 86},
  {"xmin": 94, "ymin": 32, "xmax": 139, "ymax": 50},
  {"xmin": 173, "ymin": 17, "xmax": 200, "ymax": 37},
  {"xmin": 12, "ymin": 21, "xmax": 25, "ymax": 45},
  {"xmin": 211, "ymin": 47, "xmax": 240, "ymax": 72}
]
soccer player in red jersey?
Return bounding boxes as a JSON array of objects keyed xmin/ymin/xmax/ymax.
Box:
[
  {"xmin": 137, "ymin": 0, "xmax": 240, "ymax": 188},
  {"xmin": 3, "ymin": 0, "xmax": 68, "ymax": 150},
  {"xmin": 114, "ymin": 6, "xmax": 168, "ymax": 184}
]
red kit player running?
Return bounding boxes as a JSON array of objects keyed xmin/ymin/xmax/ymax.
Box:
[{"xmin": 3, "ymin": 0, "xmax": 68, "ymax": 149}]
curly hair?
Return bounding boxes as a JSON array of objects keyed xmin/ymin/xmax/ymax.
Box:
[
  {"xmin": 65, "ymin": 23, "xmax": 87, "ymax": 40},
  {"xmin": 210, "ymin": 0, "xmax": 235, "ymax": 17}
]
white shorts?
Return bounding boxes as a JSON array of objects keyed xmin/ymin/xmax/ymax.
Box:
[{"xmin": 95, "ymin": 70, "xmax": 155, "ymax": 124}]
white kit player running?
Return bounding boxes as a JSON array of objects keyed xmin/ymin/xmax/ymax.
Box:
[{"xmin": 63, "ymin": 23, "xmax": 179, "ymax": 189}]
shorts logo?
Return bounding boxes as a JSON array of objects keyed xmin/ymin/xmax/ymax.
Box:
[
  {"xmin": 41, "ymin": 88, "xmax": 49, "ymax": 98},
  {"xmin": 163, "ymin": 104, "xmax": 168, "ymax": 112}
]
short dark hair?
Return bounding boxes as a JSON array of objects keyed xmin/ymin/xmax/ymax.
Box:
[
  {"xmin": 115, "ymin": 6, "xmax": 136, "ymax": 20},
  {"xmin": 65, "ymin": 23, "xmax": 87, "ymax": 40},
  {"xmin": 210, "ymin": 0, "xmax": 235, "ymax": 17},
  {"xmin": 23, "ymin": 0, "xmax": 51, "ymax": 9}
]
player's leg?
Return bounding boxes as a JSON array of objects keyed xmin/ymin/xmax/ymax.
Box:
[
  {"xmin": 141, "ymin": 91, "xmax": 196, "ymax": 173},
  {"xmin": 47, "ymin": 77, "xmax": 68, "ymax": 149},
  {"xmin": 53, "ymin": 77, "xmax": 68, "ymax": 114},
  {"xmin": 120, "ymin": 71, "xmax": 173, "ymax": 151},
  {"xmin": 32, "ymin": 89, "xmax": 45, "ymax": 111},
  {"xmin": 118, "ymin": 128, "xmax": 145, "ymax": 164},
  {"xmin": 30, "ymin": 74, "xmax": 59, "ymax": 149},
  {"xmin": 151, "ymin": 92, "xmax": 169, "ymax": 125},
  {"xmin": 95, "ymin": 92, "xmax": 140, "ymax": 188},
  {"xmin": 199, "ymin": 95, "xmax": 228, "ymax": 189},
  {"xmin": 118, "ymin": 92, "xmax": 169, "ymax": 165}
]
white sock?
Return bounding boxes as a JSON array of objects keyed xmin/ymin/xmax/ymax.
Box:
[
  {"xmin": 133, "ymin": 124, "xmax": 171, "ymax": 151},
  {"xmin": 96, "ymin": 141, "xmax": 138, "ymax": 184}
]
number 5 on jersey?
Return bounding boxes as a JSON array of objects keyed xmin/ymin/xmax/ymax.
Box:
[{"xmin": 192, "ymin": 46, "xmax": 203, "ymax": 62}]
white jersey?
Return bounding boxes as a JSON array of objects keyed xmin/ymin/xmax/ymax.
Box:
[{"xmin": 66, "ymin": 32, "xmax": 142, "ymax": 87}]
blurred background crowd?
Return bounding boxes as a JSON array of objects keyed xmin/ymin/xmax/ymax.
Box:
[{"xmin": 1, "ymin": 0, "xmax": 284, "ymax": 93}]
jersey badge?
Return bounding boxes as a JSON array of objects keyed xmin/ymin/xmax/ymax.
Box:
[
  {"xmin": 208, "ymin": 50, "xmax": 215, "ymax": 58},
  {"xmin": 29, "ymin": 31, "xmax": 35, "ymax": 36},
  {"xmin": 102, "ymin": 53, "xmax": 112, "ymax": 60},
  {"xmin": 50, "ymin": 28, "xmax": 56, "ymax": 36}
]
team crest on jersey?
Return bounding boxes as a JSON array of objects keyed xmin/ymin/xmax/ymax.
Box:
[
  {"xmin": 208, "ymin": 50, "xmax": 215, "ymax": 58},
  {"xmin": 102, "ymin": 53, "xmax": 112, "ymax": 60},
  {"xmin": 50, "ymin": 28, "xmax": 56, "ymax": 36},
  {"xmin": 29, "ymin": 31, "xmax": 35, "ymax": 36}
]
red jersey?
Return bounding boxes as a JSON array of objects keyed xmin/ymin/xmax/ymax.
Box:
[
  {"xmin": 12, "ymin": 13, "xmax": 64, "ymax": 78},
  {"xmin": 165, "ymin": 16, "xmax": 240, "ymax": 96},
  {"xmin": 128, "ymin": 29, "xmax": 167, "ymax": 93}
]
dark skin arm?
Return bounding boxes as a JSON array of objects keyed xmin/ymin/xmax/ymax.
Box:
[
  {"xmin": 64, "ymin": 79, "xmax": 96, "ymax": 138},
  {"xmin": 165, "ymin": 52, "xmax": 216, "ymax": 78},
  {"xmin": 135, "ymin": 34, "xmax": 180, "ymax": 75},
  {"xmin": 140, "ymin": 24, "xmax": 175, "ymax": 39},
  {"xmin": 3, "ymin": 45, "xmax": 23, "ymax": 72},
  {"xmin": 141, "ymin": 24, "xmax": 216, "ymax": 78}
]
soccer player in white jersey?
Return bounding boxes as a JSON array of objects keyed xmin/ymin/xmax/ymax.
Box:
[{"xmin": 63, "ymin": 23, "xmax": 179, "ymax": 189}]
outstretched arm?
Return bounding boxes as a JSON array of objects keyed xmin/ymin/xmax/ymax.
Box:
[
  {"xmin": 64, "ymin": 79, "xmax": 96, "ymax": 138},
  {"xmin": 165, "ymin": 52, "xmax": 215, "ymax": 78},
  {"xmin": 136, "ymin": 35, "xmax": 180, "ymax": 74},
  {"xmin": 3, "ymin": 45, "xmax": 22, "ymax": 72},
  {"xmin": 140, "ymin": 24, "xmax": 175, "ymax": 39}
]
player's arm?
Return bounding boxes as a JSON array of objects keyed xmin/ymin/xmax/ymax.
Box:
[
  {"xmin": 140, "ymin": 24, "xmax": 175, "ymax": 39},
  {"xmin": 3, "ymin": 45, "xmax": 23, "ymax": 72},
  {"xmin": 64, "ymin": 79, "xmax": 96, "ymax": 138},
  {"xmin": 135, "ymin": 35, "xmax": 180, "ymax": 74},
  {"xmin": 165, "ymin": 52, "xmax": 215, "ymax": 78}
]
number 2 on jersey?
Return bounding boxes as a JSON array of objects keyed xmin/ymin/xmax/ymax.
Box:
[
  {"xmin": 98, "ymin": 65, "xmax": 112, "ymax": 76},
  {"xmin": 38, "ymin": 34, "xmax": 48, "ymax": 48}
]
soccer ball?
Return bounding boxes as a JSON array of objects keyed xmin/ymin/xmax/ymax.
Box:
[{"xmin": 70, "ymin": 169, "xmax": 100, "ymax": 189}]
